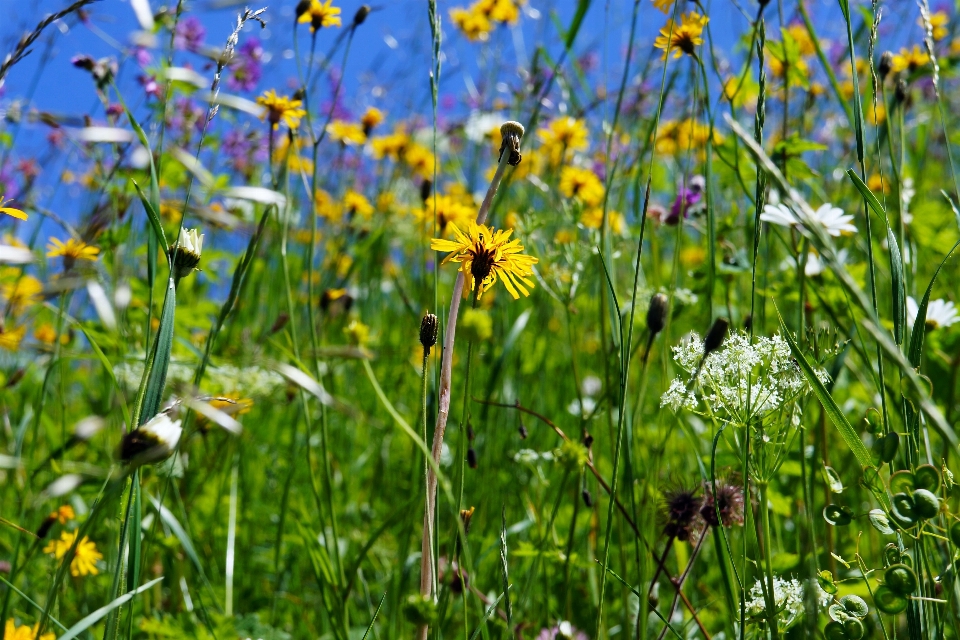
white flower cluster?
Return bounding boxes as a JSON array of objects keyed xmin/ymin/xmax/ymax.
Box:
[
  {"xmin": 745, "ymin": 576, "xmax": 831, "ymax": 630},
  {"xmin": 115, "ymin": 360, "xmax": 286, "ymax": 398},
  {"xmin": 661, "ymin": 331, "xmax": 826, "ymax": 424}
]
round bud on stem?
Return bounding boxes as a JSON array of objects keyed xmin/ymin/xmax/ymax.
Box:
[
  {"xmin": 420, "ymin": 313, "xmax": 439, "ymax": 355},
  {"xmin": 499, "ymin": 120, "xmax": 525, "ymax": 166},
  {"xmin": 647, "ymin": 293, "xmax": 669, "ymax": 337},
  {"xmin": 703, "ymin": 317, "xmax": 729, "ymax": 356},
  {"xmin": 895, "ymin": 79, "xmax": 908, "ymax": 104},
  {"xmin": 879, "ymin": 51, "xmax": 894, "ymax": 79},
  {"xmin": 353, "ymin": 5, "xmax": 371, "ymax": 26},
  {"xmin": 169, "ymin": 228, "xmax": 204, "ymax": 281}
]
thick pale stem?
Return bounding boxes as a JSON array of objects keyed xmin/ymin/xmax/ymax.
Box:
[{"xmin": 416, "ymin": 136, "xmax": 515, "ymax": 640}]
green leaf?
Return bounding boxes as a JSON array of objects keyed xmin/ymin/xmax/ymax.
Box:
[
  {"xmin": 361, "ymin": 593, "xmax": 385, "ymax": 640},
  {"xmin": 868, "ymin": 509, "xmax": 895, "ymax": 535},
  {"xmin": 138, "ymin": 278, "xmax": 176, "ymax": 425},
  {"xmin": 908, "ymin": 238, "xmax": 960, "ymax": 366},
  {"xmin": 57, "ymin": 577, "xmax": 164, "ymax": 640},
  {"xmin": 132, "ymin": 179, "xmax": 169, "ymax": 255},
  {"xmin": 777, "ymin": 311, "xmax": 874, "ymax": 470}
]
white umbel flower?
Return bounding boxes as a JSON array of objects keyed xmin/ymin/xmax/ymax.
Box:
[
  {"xmin": 744, "ymin": 576, "xmax": 830, "ymax": 631},
  {"xmin": 761, "ymin": 202, "xmax": 857, "ymax": 237},
  {"xmin": 119, "ymin": 411, "xmax": 183, "ymax": 465},
  {"xmin": 907, "ymin": 295, "xmax": 960, "ymax": 330}
]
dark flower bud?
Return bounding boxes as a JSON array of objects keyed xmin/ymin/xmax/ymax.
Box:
[
  {"xmin": 295, "ymin": 0, "xmax": 310, "ymax": 19},
  {"xmin": 467, "ymin": 423, "xmax": 475, "ymax": 441},
  {"xmin": 36, "ymin": 515, "xmax": 56, "ymax": 540},
  {"xmin": 467, "ymin": 447, "xmax": 478, "ymax": 469},
  {"xmin": 743, "ymin": 314, "xmax": 753, "ymax": 333},
  {"xmin": 420, "ymin": 179, "xmax": 433, "ymax": 203},
  {"xmin": 583, "ymin": 432, "xmax": 594, "ymax": 449},
  {"xmin": 353, "ymin": 5, "xmax": 371, "ymax": 25},
  {"xmin": 460, "ymin": 506, "xmax": 475, "ymax": 533},
  {"xmin": 420, "ymin": 313, "xmax": 439, "ymax": 354},
  {"xmin": 895, "ymin": 79, "xmax": 908, "ymax": 104},
  {"xmin": 518, "ymin": 422, "xmax": 528, "ymax": 439},
  {"xmin": 582, "ymin": 489, "xmax": 593, "ymax": 507},
  {"xmin": 647, "ymin": 293, "xmax": 669, "ymax": 337},
  {"xmin": 879, "ymin": 51, "xmax": 894, "ymax": 79},
  {"xmin": 703, "ymin": 318, "xmax": 729, "ymax": 356}
]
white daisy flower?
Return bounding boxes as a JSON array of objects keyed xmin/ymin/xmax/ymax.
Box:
[
  {"xmin": 907, "ymin": 296, "xmax": 960, "ymax": 330},
  {"xmin": 761, "ymin": 202, "xmax": 857, "ymax": 237}
]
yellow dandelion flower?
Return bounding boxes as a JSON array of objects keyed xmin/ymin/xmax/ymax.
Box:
[
  {"xmin": 343, "ymin": 190, "xmax": 374, "ymax": 218},
  {"xmin": 0, "ymin": 325, "xmax": 26, "ymax": 351},
  {"xmin": 450, "ymin": 7, "xmax": 492, "ymax": 41},
  {"xmin": 554, "ymin": 229, "xmax": 576, "ymax": 244},
  {"xmin": 274, "ymin": 135, "xmax": 314, "ymax": 173},
  {"xmin": 50, "ymin": 505, "xmax": 75, "ymax": 524},
  {"xmin": 360, "ymin": 107, "xmax": 384, "ymax": 134},
  {"xmin": 256, "ymin": 90, "xmax": 306, "ymax": 130},
  {"xmin": 430, "ymin": 221, "xmax": 539, "ymax": 300},
  {"xmin": 417, "ymin": 194, "xmax": 475, "ymax": 236},
  {"xmin": 0, "ymin": 197, "xmax": 27, "ymax": 221},
  {"xmin": 784, "ymin": 23, "xmax": 816, "ymax": 57},
  {"xmin": 559, "ymin": 166, "xmax": 605, "ymax": 207},
  {"xmin": 404, "ymin": 143, "xmax": 436, "ymax": 178},
  {"xmin": 652, "ymin": 0, "xmax": 674, "ymax": 13},
  {"xmin": 35, "ymin": 323, "xmax": 68, "ymax": 345},
  {"xmin": 43, "ymin": 530, "xmax": 103, "ymax": 577},
  {"xmin": 3, "ymin": 275, "xmax": 42, "ymax": 308},
  {"xmin": 891, "ymin": 45, "xmax": 930, "ymax": 74},
  {"xmin": 924, "ymin": 11, "xmax": 949, "ymax": 41},
  {"xmin": 537, "ymin": 117, "xmax": 589, "ymax": 165},
  {"xmin": 327, "ymin": 120, "xmax": 367, "ymax": 146},
  {"xmin": 370, "ymin": 128, "xmax": 410, "ymax": 161},
  {"xmin": 5, "ymin": 619, "xmax": 55, "ymax": 640},
  {"xmin": 298, "ymin": 0, "xmax": 342, "ymax": 31},
  {"xmin": 654, "ymin": 12, "xmax": 709, "ymax": 59},
  {"xmin": 46, "ymin": 237, "xmax": 99, "ymax": 262},
  {"xmin": 475, "ymin": 0, "xmax": 522, "ymax": 25},
  {"xmin": 581, "ymin": 208, "xmax": 625, "ymax": 234}
]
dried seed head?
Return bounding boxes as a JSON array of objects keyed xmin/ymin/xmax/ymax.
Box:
[
  {"xmin": 420, "ymin": 178, "xmax": 433, "ymax": 203},
  {"xmin": 467, "ymin": 447, "xmax": 478, "ymax": 469},
  {"xmin": 499, "ymin": 120, "xmax": 525, "ymax": 166},
  {"xmin": 700, "ymin": 480, "xmax": 745, "ymax": 527},
  {"xmin": 647, "ymin": 293, "xmax": 669, "ymax": 337},
  {"xmin": 703, "ymin": 317, "xmax": 729, "ymax": 356},
  {"xmin": 420, "ymin": 313, "xmax": 439, "ymax": 354},
  {"xmin": 582, "ymin": 489, "xmax": 593, "ymax": 507},
  {"xmin": 661, "ymin": 484, "xmax": 703, "ymax": 541},
  {"xmin": 879, "ymin": 51, "xmax": 894, "ymax": 79}
]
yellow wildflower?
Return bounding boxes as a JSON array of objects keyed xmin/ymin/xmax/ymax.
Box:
[
  {"xmin": 450, "ymin": 7, "xmax": 492, "ymax": 41},
  {"xmin": 43, "ymin": 530, "xmax": 103, "ymax": 577},
  {"xmin": 256, "ymin": 90, "xmax": 306, "ymax": 130},
  {"xmin": 46, "ymin": 237, "xmax": 99, "ymax": 262},
  {"xmin": 4, "ymin": 619, "xmax": 55, "ymax": 640},
  {"xmin": 554, "ymin": 229, "xmax": 576, "ymax": 244},
  {"xmin": 654, "ymin": 11, "xmax": 709, "ymax": 59},
  {"xmin": 417, "ymin": 194, "xmax": 475, "ymax": 236},
  {"xmin": 891, "ymin": 45, "xmax": 930, "ymax": 74},
  {"xmin": 652, "ymin": 0, "xmax": 675, "ymax": 13},
  {"xmin": 370, "ymin": 128, "xmax": 410, "ymax": 161},
  {"xmin": 50, "ymin": 505, "xmax": 75, "ymax": 524},
  {"xmin": 404, "ymin": 143, "xmax": 436, "ymax": 178},
  {"xmin": 924, "ymin": 11, "xmax": 949, "ymax": 41},
  {"xmin": 559, "ymin": 166, "xmax": 604, "ymax": 207},
  {"xmin": 360, "ymin": 107, "xmax": 384, "ymax": 135},
  {"xmin": 0, "ymin": 197, "xmax": 27, "ymax": 221},
  {"xmin": 274, "ymin": 135, "xmax": 314, "ymax": 173},
  {"xmin": 538, "ymin": 117, "xmax": 589, "ymax": 165},
  {"xmin": 327, "ymin": 120, "xmax": 367, "ymax": 146},
  {"xmin": 581, "ymin": 208, "xmax": 625, "ymax": 234},
  {"xmin": 3, "ymin": 275, "xmax": 42, "ymax": 308},
  {"xmin": 343, "ymin": 190, "xmax": 374, "ymax": 218},
  {"xmin": 0, "ymin": 325, "xmax": 25, "ymax": 351},
  {"xmin": 431, "ymin": 221, "xmax": 539, "ymax": 300},
  {"xmin": 298, "ymin": 0, "xmax": 342, "ymax": 31}
]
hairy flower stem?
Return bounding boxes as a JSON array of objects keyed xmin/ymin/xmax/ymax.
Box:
[{"xmin": 416, "ymin": 136, "xmax": 515, "ymax": 640}]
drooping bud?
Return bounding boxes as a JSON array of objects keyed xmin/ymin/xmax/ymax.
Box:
[
  {"xmin": 499, "ymin": 120, "xmax": 525, "ymax": 166},
  {"xmin": 467, "ymin": 447, "xmax": 478, "ymax": 469},
  {"xmin": 119, "ymin": 412, "xmax": 183, "ymax": 466},
  {"xmin": 703, "ymin": 317, "xmax": 729, "ymax": 356},
  {"xmin": 647, "ymin": 293, "xmax": 669, "ymax": 337},
  {"xmin": 353, "ymin": 5, "xmax": 371, "ymax": 25},
  {"xmin": 895, "ymin": 78, "xmax": 908, "ymax": 104},
  {"xmin": 420, "ymin": 313, "xmax": 439, "ymax": 355},
  {"xmin": 879, "ymin": 51, "xmax": 894, "ymax": 79},
  {"xmin": 582, "ymin": 489, "xmax": 593, "ymax": 507},
  {"xmin": 420, "ymin": 178, "xmax": 433, "ymax": 203},
  {"xmin": 169, "ymin": 228, "xmax": 203, "ymax": 280},
  {"xmin": 460, "ymin": 506, "xmax": 475, "ymax": 533}
]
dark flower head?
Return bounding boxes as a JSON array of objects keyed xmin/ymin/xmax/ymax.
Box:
[
  {"xmin": 701, "ymin": 480, "xmax": 745, "ymax": 527},
  {"xmin": 661, "ymin": 483, "xmax": 703, "ymax": 541}
]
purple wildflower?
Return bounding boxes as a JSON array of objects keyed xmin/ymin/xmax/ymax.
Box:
[
  {"xmin": 174, "ymin": 16, "xmax": 206, "ymax": 52},
  {"xmin": 665, "ymin": 175, "xmax": 706, "ymax": 225},
  {"xmin": 228, "ymin": 38, "xmax": 263, "ymax": 92}
]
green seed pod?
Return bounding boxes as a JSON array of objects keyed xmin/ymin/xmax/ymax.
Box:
[
  {"xmin": 912, "ymin": 488, "xmax": 940, "ymax": 519},
  {"xmin": 890, "ymin": 492, "xmax": 917, "ymax": 527},
  {"xmin": 885, "ymin": 563, "xmax": 919, "ymax": 595},
  {"xmin": 843, "ymin": 617, "xmax": 865, "ymax": 639},
  {"xmin": 823, "ymin": 620, "xmax": 847, "ymax": 640},
  {"xmin": 840, "ymin": 594, "xmax": 869, "ymax": 618},
  {"xmin": 873, "ymin": 585, "xmax": 909, "ymax": 614},
  {"xmin": 950, "ymin": 521, "xmax": 960, "ymax": 548}
]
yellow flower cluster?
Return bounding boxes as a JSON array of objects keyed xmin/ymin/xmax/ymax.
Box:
[
  {"xmin": 43, "ymin": 530, "xmax": 103, "ymax": 577},
  {"xmin": 655, "ymin": 119, "xmax": 722, "ymax": 155},
  {"xmin": 370, "ymin": 128, "xmax": 436, "ymax": 178},
  {"xmin": 559, "ymin": 166, "xmax": 604, "ymax": 207},
  {"xmin": 450, "ymin": 0, "xmax": 524, "ymax": 42},
  {"xmin": 537, "ymin": 117, "xmax": 589, "ymax": 166},
  {"xmin": 5, "ymin": 620, "xmax": 55, "ymax": 640}
]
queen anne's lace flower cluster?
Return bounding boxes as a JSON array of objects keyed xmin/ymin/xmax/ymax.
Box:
[
  {"xmin": 744, "ymin": 576, "xmax": 831, "ymax": 630},
  {"xmin": 661, "ymin": 330, "xmax": 825, "ymax": 425}
]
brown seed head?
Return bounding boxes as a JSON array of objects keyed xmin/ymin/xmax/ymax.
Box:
[{"xmin": 420, "ymin": 313, "xmax": 439, "ymax": 353}]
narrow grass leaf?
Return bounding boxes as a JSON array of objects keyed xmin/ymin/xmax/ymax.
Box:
[{"xmin": 57, "ymin": 577, "xmax": 163, "ymax": 640}]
